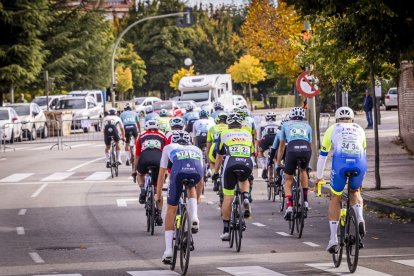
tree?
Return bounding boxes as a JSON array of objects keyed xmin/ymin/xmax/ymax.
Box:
[
  {"xmin": 170, "ymin": 66, "xmax": 195, "ymax": 91},
  {"xmin": 115, "ymin": 65, "xmax": 133, "ymax": 98},
  {"xmin": 227, "ymin": 55, "xmax": 267, "ymax": 109}
]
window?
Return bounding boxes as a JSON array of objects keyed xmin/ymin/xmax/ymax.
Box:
[
  {"xmin": 56, "ymin": 99, "xmax": 86, "ymax": 110},
  {"xmin": 96, "ymin": 93, "xmax": 102, "ymax": 102},
  {"xmin": 153, "ymin": 102, "xmax": 173, "ymax": 110},
  {"xmin": 88, "ymin": 101, "xmax": 96, "ymax": 108},
  {"xmin": 181, "ymin": 90, "xmax": 210, "ymax": 102},
  {"xmin": 12, "ymin": 105, "xmax": 30, "ymax": 116},
  {"xmin": 0, "ymin": 110, "xmax": 9, "ymax": 120},
  {"xmin": 33, "ymin": 97, "xmax": 47, "ymax": 106}
]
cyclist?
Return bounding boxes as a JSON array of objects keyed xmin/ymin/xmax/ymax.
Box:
[
  {"xmin": 211, "ymin": 102, "xmax": 226, "ymax": 120},
  {"xmin": 192, "ymin": 110, "xmax": 215, "ymax": 149},
  {"xmin": 206, "ymin": 112, "xmax": 228, "ymax": 191},
  {"xmin": 256, "ymin": 111, "xmax": 279, "ymax": 179},
  {"xmin": 144, "ymin": 106, "xmax": 160, "ymax": 122},
  {"xmin": 166, "ymin": 117, "xmax": 185, "ymax": 144},
  {"xmin": 212, "ymin": 112, "xmax": 254, "ymax": 241},
  {"xmin": 120, "ymin": 103, "xmax": 141, "ymax": 166},
  {"xmin": 133, "ymin": 120, "xmax": 167, "ymax": 225},
  {"xmin": 158, "ymin": 109, "xmax": 171, "ymax": 135},
  {"xmin": 276, "ymin": 107, "xmax": 312, "ymax": 221},
  {"xmin": 316, "ymin": 107, "xmax": 367, "ymax": 253},
  {"xmin": 156, "ymin": 130, "xmax": 203, "ymax": 264},
  {"xmin": 268, "ymin": 118, "xmax": 289, "ymax": 185},
  {"xmin": 103, "ymin": 108, "xmax": 125, "ymax": 167},
  {"xmin": 183, "ymin": 104, "xmax": 200, "ymax": 133}
]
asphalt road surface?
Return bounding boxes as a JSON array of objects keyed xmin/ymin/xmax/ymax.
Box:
[{"xmin": 0, "ymin": 111, "xmax": 413, "ymax": 276}]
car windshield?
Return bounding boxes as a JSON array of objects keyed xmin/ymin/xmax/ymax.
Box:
[
  {"xmin": 32, "ymin": 98, "xmax": 47, "ymax": 106},
  {"xmin": 0, "ymin": 110, "xmax": 9, "ymax": 120},
  {"xmin": 153, "ymin": 102, "xmax": 172, "ymax": 110},
  {"xmin": 135, "ymin": 98, "xmax": 145, "ymax": 105},
  {"xmin": 12, "ymin": 105, "xmax": 30, "ymax": 116},
  {"xmin": 177, "ymin": 101, "xmax": 192, "ymax": 109},
  {"xmin": 389, "ymin": 89, "xmax": 397, "ymax": 95},
  {"xmin": 181, "ymin": 90, "xmax": 210, "ymax": 102},
  {"xmin": 56, "ymin": 99, "xmax": 85, "ymax": 109}
]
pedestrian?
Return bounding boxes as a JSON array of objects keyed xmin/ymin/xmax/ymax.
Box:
[
  {"xmin": 17, "ymin": 93, "xmax": 28, "ymax": 103},
  {"xmin": 363, "ymin": 89, "xmax": 373, "ymax": 129}
]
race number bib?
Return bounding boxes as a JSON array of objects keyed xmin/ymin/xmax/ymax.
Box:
[
  {"xmin": 196, "ymin": 130, "xmax": 207, "ymax": 137},
  {"xmin": 142, "ymin": 139, "xmax": 161, "ymax": 150},
  {"xmin": 229, "ymin": 145, "xmax": 250, "ymax": 157},
  {"xmin": 341, "ymin": 140, "xmax": 360, "ymax": 155},
  {"xmin": 175, "ymin": 150, "xmax": 201, "ymax": 160},
  {"xmin": 290, "ymin": 128, "xmax": 307, "ymax": 139}
]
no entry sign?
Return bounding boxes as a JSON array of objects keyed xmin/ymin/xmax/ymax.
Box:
[{"xmin": 296, "ymin": 71, "xmax": 320, "ymax": 98}]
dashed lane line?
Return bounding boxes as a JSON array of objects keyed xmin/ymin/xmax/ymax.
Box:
[
  {"xmin": 127, "ymin": 271, "xmax": 179, "ymax": 275},
  {"xmin": 302, "ymin": 242, "xmax": 320, "ymax": 247},
  {"xmin": 18, "ymin": 209, "xmax": 27, "ymax": 215},
  {"xmin": 252, "ymin": 222, "xmax": 266, "ymax": 227},
  {"xmin": 31, "ymin": 183, "xmax": 48, "ymax": 198},
  {"xmin": 392, "ymin": 259, "xmax": 414, "ymax": 268},
  {"xmin": 16, "ymin": 227, "xmax": 25, "ymax": 235},
  {"xmin": 276, "ymin": 232, "xmax": 291, "ymax": 237},
  {"xmin": 41, "ymin": 172, "xmax": 74, "ymax": 182},
  {"xmin": 0, "ymin": 173, "xmax": 33, "ymax": 183},
  {"xmin": 29, "ymin": 252, "xmax": 45, "ymax": 264}
]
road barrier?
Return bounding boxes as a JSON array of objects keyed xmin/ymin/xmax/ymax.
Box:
[{"xmin": 319, "ymin": 113, "xmax": 332, "ymax": 133}]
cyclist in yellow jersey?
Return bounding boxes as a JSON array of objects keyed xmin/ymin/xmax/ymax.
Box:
[
  {"xmin": 212, "ymin": 112, "xmax": 254, "ymax": 241},
  {"xmin": 316, "ymin": 107, "xmax": 367, "ymax": 253}
]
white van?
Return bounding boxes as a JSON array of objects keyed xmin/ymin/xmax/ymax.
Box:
[
  {"xmin": 178, "ymin": 74, "xmax": 233, "ymax": 113},
  {"xmin": 32, "ymin": 95, "xmax": 65, "ymax": 111},
  {"xmin": 68, "ymin": 90, "xmax": 105, "ymax": 111}
]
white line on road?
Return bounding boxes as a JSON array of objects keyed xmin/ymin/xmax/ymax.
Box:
[
  {"xmin": 127, "ymin": 271, "xmax": 179, "ymax": 275},
  {"xmin": 31, "ymin": 183, "xmax": 48, "ymax": 198},
  {"xmin": 29, "ymin": 145, "xmax": 54, "ymax": 151},
  {"xmin": 29, "ymin": 252, "xmax": 45, "ymax": 264},
  {"xmin": 84, "ymin": 171, "xmax": 111, "ymax": 181},
  {"xmin": 218, "ymin": 266, "xmax": 286, "ymax": 275},
  {"xmin": 117, "ymin": 198, "xmax": 139, "ymax": 207},
  {"xmin": 302, "ymin": 242, "xmax": 320, "ymax": 247},
  {"xmin": 0, "ymin": 158, "xmax": 6, "ymax": 161},
  {"xmin": 252, "ymin": 222, "xmax": 266, "ymax": 227},
  {"xmin": 360, "ymin": 253, "xmax": 414, "ymax": 258},
  {"xmin": 34, "ymin": 274, "xmax": 82, "ymax": 276},
  {"xmin": 67, "ymin": 157, "xmax": 105, "ymax": 172},
  {"xmin": 16, "ymin": 227, "xmax": 25, "ymax": 235},
  {"xmin": 276, "ymin": 232, "xmax": 291, "ymax": 237},
  {"xmin": 18, "ymin": 209, "xmax": 27, "ymax": 215},
  {"xmin": 70, "ymin": 143, "xmax": 92, "ymax": 148},
  {"xmin": 0, "ymin": 173, "xmax": 33, "ymax": 183},
  {"xmin": 306, "ymin": 262, "xmax": 392, "ymax": 275},
  {"xmin": 41, "ymin": 172, "xmax": 74, "ymax": 182},
  {"xmin": 92, "ymin": 144, "xmax": 103, "ymax": 148},
  {"xmin": 0, "ymin": 179, "xmax": 132, "ymax": 186},
  {"xmin": 392, "ymin": 259, "xmax": 414, "ymax": 267}
]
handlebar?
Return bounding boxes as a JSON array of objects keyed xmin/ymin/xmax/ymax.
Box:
[{"xmin": 316, "ymin": 180, "xmax": 330, "ymax": 197}]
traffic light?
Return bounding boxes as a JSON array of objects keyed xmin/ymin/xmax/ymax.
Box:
[{"xmin": 177, "ymin": 7, "xmax": 194, "ymax": 27}]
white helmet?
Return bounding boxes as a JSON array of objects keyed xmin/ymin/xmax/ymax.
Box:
[
  {"xmin": 226, "ymin": 112, "xmax": 243, "ymax": 125},
  {"xmin": 145, "ymin": 119, "xmax": 159, "ymax": 130},
  {"xmin": 108, "ymin": 108, "xmax": 117, "ymax": 115},
  {"xmin": 335, "ymin": 107, "xmax": 354, "ymax": 120},
  {"xmin": 170, "ymin": 117, "xmax": 185, "ymax": 128},
  {"xmin": 265, "ymin": 111, "xmax": 277, "ymax": 121},
  {"xmin": 171, "ymin": 130, "xmax": 191, "ymax": 145},
  {"xmin": 145, "ymin": 106, "xmax": 153, "ymax": 114},
  {"xmin": 289, "ymin": 107, "xmax": 306, "ymax": 120}
]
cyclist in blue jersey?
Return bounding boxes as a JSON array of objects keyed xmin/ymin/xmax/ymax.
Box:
[
  {"xmin": 276, "ymin": 107, "xmax": 312, "ymax": 220},
  {"xmin": 211, "ymin": 102, "xmax": 226, "ymax": 120},
  {"xmin": 183, "ymin": 104, "xmax": 200, "ymax": 133},
  {"xmin": 144, "ymin": 106, "xmax": 160, "ymax": 122},
  {"xmin": 120, "ymin": 103, "xmax": 141, "ymax": 166}
]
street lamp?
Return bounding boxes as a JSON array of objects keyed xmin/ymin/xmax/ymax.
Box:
[{"xmin": 184, "ymin": 58, "xmax": 192, "ymax": 67}]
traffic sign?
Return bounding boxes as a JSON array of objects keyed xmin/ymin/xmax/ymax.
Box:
[{"xmin": 296, "ymin": 71, "xmax": 320, "ymax": 98}]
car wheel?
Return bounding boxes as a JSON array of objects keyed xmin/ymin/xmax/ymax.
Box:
[
  {"xmin": 42, "ymin": 124, "xmax": 48, "ymax": 138},
  {"xmin": 9, "ymin": 130, "xmax": 14, "ymax": 144}
]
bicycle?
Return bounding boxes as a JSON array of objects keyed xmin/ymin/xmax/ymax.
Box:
[
  {"xmin": 265, "ymin": 149, "xmax": 276, "ymax": 202},
  {"xmin": 128, "ymin": 131, "xmax": 135, "ymax": 166},
  {"xmin": 169, "ymin": 179, "xmax": 195, "ymax": 275},
  {"xmin": 144, "ymin": 166, "xmax": 158, "ymax": 235},
  {"xmin": 201, "ymin": 145, "xmax": 208, "ymax": 195},
  {"xmin": 317, "ymin": 171, "xmax": 364, "ymax": 273},
  {"xmin": 228, "ymin": 170, "xmax": 247, "ymax": 253},
  {"xmin": 109, "ymin": 136, "xmax": 119, "ymax": 178},
  {"xmin": 275, "ymin": 166, "xmax": 286, "ymax": 212}
]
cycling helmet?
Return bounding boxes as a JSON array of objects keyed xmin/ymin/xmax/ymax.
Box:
[
  {"xmin": 124, "ymin": 103, "xmax": 132, "ymax": 111},
  {"xmin": 145, "ymin": 106, "xmax": 153, "ymax": 114},
  {"xmin": 289, "ymin": 107, "xmax": 306, "ymax": 120},
  {"xmin": 108, "ymin": 108, "xmax": 117, "ymax": 115},
  {"xmin": 159, "ymin": 109, "xmax": 168, "ymax": 117},
  {"xmin": 185, "ymin": 104, "xmax": 194, "ymax": 112},
  {"xmin": 215, "ymin": 112, "xmax": 228, "ymax": 124},
  {"xmin": 265, "ymin": 111, "xmax": 277, "ymax": 121},
  {"xmin": 335, "ymin": 106, "xmax": 355, "ymax": 120},
  {"xmin": 199, "ymin": 110, "xmax": 209, "ymax": 118},
  {"xmin": 214, "ymin": 102, "xmax": 224, "ymax": 111},
  {"xmin": 145, "ymin": 119, "xmax": 159, "ymax": 130},
  {"xmin": 171, "ymin": 130, "xmax": 191, "ymax": 145},
  {"xmin": 226, "ymin": 112, "xmax": 243, "ymax": 126},
  {"xmin": 170, "ymin": 117, "xmax": 185, "ymax": 129},
  {"xmin": 233, "ymin": 107, "xmax": 247, "ymax": 119}
]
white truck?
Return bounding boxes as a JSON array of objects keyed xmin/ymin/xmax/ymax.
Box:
[{"xmin": 178, "ymin": 74, "xmax": 233, "ymax": 113}]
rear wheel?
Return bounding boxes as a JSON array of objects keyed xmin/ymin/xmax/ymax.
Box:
[
  {"xmin": 346, "ymin": 208, "xmax": 360, "ymax": 273},
  {"xmin": 110, "ymin": 149, "xmax": 115, "ymax": 178},
  {"xmin": 170, "ymin": 229, "xmax": 178, "ymax": 270},
  {"xmin": 333, "ymin": 217, "xmax": 345, "ymax": 267},
  {"xmin": 295, "ymin": 187, "xmax": 305, "ymax": 239},
  {"xmin": 150, "ymin": 187, "xmax": 155, "ymax": 235},
  {"xmin": 180, "ymin": 211, "xmax": 191, "ymax": 275}
]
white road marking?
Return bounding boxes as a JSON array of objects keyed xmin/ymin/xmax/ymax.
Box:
[
  {"xmin": 127, "ymin": 271, "xmax": 179, "ymax": 275},
  {"xmin": 218, "ymin": 266, "xmax": 286, "ymax": 275},
  {"xmin": 0, "ymin": 173, "xmax": 33, "ymax": 183},
  {"xmin": 92, "ymin": 144, "xmax": 103, "ymax": 148},
  {"xmin": 360, "ymin": 253, "xmax": 414, "ymax": 258},
  {"xmin": 276, "ymin": 232, "xmax": 291, "ymax": 237},
  {"xmin": 16, "ymin": 227, "xmax": 25, "ymax": 235},
  {"xmin": 258, "ymin": 168, "xmax": 263, "ymax": 178},
  {"xmin": 84, "ymin": 171, "xmax": 111, "ymax": 181},
  {"xmin": 0, "ymin": 179, "xmax": 132, "ymax": 186},
  {"xmin": 31, "ymin": 183, "xmax": 48, "ymax": 198},
  {"xmin": 18, "ymin": 209, "xmax": 27, "ymax": 215},
  {"xmin": 117, "ymin": 198, "xmax": 139, "ymax": 207},
  {"xmin": 70, "ymin": 143, "xmax": 92, "ymax": 148},
  {"xmin": 306, "ymin": 262, "xmax": 392, "ymax": 275},
  {"xmin": 29, "ymin": 145, "xmax": 54, "ymax": 151},
  {"xmin": 252, "ymin": 222, "xmax": 266, "ymax": 227},
  {"xmin": 67, "ymin": 157, "xmax": 105, "ymax": 172},
  {"xmin": 29, "ymin": 252, "xmax": 45, "ymax": 264},
  {"xmin": 0, "ymin": 158, "xmax": 6, "ymax": 161},
  {"xmin": 34, "ymin": 274, "xmax": 82, "ymax": 276},
  {"xmin": 392, "ymin": 259, "xmax": 414, "ymax": 267},
  {"xmin": 302, "ymin": 242, "xmax": 320, "ymax": 247},
  {"xmin": 41, "ymin": 172, "xmax": 74, "ymax": 181}
]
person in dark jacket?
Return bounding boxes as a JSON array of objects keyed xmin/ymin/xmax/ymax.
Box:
[{"xmin": 363, "ymin": 89, "xmax": 373, "ymax": 129}]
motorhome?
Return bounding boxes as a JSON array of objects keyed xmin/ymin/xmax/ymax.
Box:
[{"xmin": 178, "ymin": 74, "xmax": 233, "ymax": 113}]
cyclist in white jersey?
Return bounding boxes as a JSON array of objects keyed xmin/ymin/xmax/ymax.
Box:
[
  {"xmin": 103, "ymin": 108, "xmax": 125, "ymax": 167},
  {"xmin": 256, "ymin": 111, "xmax": 279, "ymax": 179}
]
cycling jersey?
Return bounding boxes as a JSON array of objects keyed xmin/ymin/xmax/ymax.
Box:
[
  {"xmin": 144, "ymin": 112, "xmax": 160, "ymax": 123},
  {"xmin": 103, "ymin": 115, "xmax": 124, "ymax": 146},
  {"xmin": 211, "ymin": 110, "xmax": 226, "ymax": 120},
  {"xmin": 257, "ymin": 122, "xmax": 279, "ymax": 152},
  {"xmin": 183, "ymin": 111, "xmax": 200, "ymax": 124},
  {"xmin": 279, "ymin": 120, "xmax": 312, "ymax": 143},
  {"xmin": 193, "ymin": 118, "xmax": 215, "ymax": 137},
  {"xmin": 120, "ymin": 110, "xmax": 139, "ymax": 126},
  {"xmin": 207, "ymin": 123, "xmax": 228, "ymax": 163},
  {"xmin": 158, "ymin": 117, "xmax": 171, "ymax": 135},
  {"xmin": 241, "ymin": 116, "xmax": 256, "ymax": 136}
]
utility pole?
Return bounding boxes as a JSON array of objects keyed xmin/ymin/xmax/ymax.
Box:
[
  {"xmin": 44, "ymin": 71, "xmax": 49, "ymax": 111},
  {"xmin": 370, "ymin": 62, "xmax": 381, "ymax": 190}
]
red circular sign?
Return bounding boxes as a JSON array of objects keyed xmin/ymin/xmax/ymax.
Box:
[{"xmin": 296, "ymin": 71, "xmax": 320, "ymax": 98}]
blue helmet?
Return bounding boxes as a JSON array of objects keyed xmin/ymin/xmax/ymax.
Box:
[
  {"xmin": 199, "ymin": 110, "xmax": 209, "ymax": 118},
  {"xmin": 159, "ymin": 109, "xmax": 168, "ymax": 117}
]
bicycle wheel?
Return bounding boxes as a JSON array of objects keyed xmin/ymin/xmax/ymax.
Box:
[
  {"xmin": 170, "ymin": 228, "xmax": 179, "ymax": 271},
  {"xmin": 115, "ymin": 157, "xmax": 119, "ymax": 177},
  {"xmin": 333, "ymin": 217, "xmax": 345, "ymax": 267},
  {"xmin": 288, "ymin": 185, "xmax": 296, "ymax": 235},
  {"xmin": 235, "ymin": 195, "xmax": 243, "ymax": 252},
  {"xmin": 267, "ymin": 181, "xmax": 272, "ymax": 200},
  {"xmin": 149, "ymin": 186, "xmax": 155, "ymax": 236},
  {"xmin": 145, "ymin": 188, "xmax": 151, "ymax": 233},
  {"xmin": 279, "ymin": 184, "xmax": 285, "ymax": 212},
  {"xmin": 295, "ymin": 187, "xmax": 305, "ymax": 239},
  {"xmin": 346, "ymin": 208, "xmax": 360, "ymax": 273},
  {"xmin": 229, "ymin": 205, "xmax": 235, "ymax": 248},
  {"xmin": 180, "ymin": 210, "xmax": 191, "ymax": 275},
  {"xmin": 110, "ymin": 148, "xmax": 115, "ymax": 178}
]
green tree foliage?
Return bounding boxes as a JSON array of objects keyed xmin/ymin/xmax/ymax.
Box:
[{"xmin": 115, "ymin": 65, "xmax": 133, "ymax": 97}]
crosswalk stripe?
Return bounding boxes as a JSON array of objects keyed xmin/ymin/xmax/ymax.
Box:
[
  {"xmin": 29, "ymin": 252, "xmax": 44, "ymax": 264},
  {"xmin": 252, "ymin": 222, "xmax": 266, "ymax": 227},
  {"xmin": 218, "ymin": 266, "xmax": 286, "ymax": 275},
  {"xmin": 305, "ymin": 262, "xmax": 392, "ymax": 275},
  {"xmin": 0, "ymin": 173, "xmax": 33, "ymax": 183},
  {"xmin": 276, "ymin": 232, "xmax": 291, "ymax": 237},
  {"xmin": 70, "ymin": 143, "xmax": 92, "ymax": 148},
  {"xmin": 302, "ymin": 242, "xmax": 320, "ymax": 247},
  {"xmin": 127, "ymin": 271, "xmax": 179, "ymax": 275},
  {"xmin": 392, "ymin": 259, "xmax": 414, "ymax": 267},
  {"xmin": 84, "ymin": 171, "xmax": 111, "ymax": 181},
  {"xmin": 41, "ymin": 172, "xmax": 74, "ymax": 181}
]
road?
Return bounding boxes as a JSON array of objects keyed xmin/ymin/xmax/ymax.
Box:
[{"xmin": 0, "ymin": 110, "xmax": 413, "ymax": 276}]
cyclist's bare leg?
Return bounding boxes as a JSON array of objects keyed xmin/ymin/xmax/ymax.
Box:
[
  {"xmin": 222, "ymin": 195, "xmax": 233, "ymax": 221},
  {"xmin": 327, "ymin": 193, "xmax": 341, "ymax": 249},
  {"xmin": 284, "ymin": 173, "xmax": 293, "ymax": 197},
  {"xmin": 196, "ymin": 179, "xmax": 203, "ymax": 203},
  {"xmin": 187, "ymin": 185, "xmax": 199, "ymax": 227},
  {"xmin": 115, "ymin": 142, "xmax": 122, "ymax": 163},
  {"xmin": 350, "ymin": 189, "xmax": 365, "ymax": 232},
  {"xmin": 300, "ymin": 168, "xmax": 310, "ymax": 203}
]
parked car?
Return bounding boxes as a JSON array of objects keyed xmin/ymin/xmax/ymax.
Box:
[
  {"xmin": 9, "ymin": 103, "xmax": 47, "ymax": 140},
  {"xmin": 32, "ymin": 95, "xmax": 65, "ymax": 111},
  {"xmin": 233, "ymin": 95, "xmax": 248, "ymax": 109},
  {"xmin": 134, "ymin": 96, "xmax": 161, "ymax": 116},
  {"xmin": 177, "ymin": 100, "xmax": 200, "ymax": 115},
  {"xmin": 55, "ymin": 96, "xmax": 102, "ymax": 133},
  {"xmin": 385, "ymin": 87, "xmax": 398, "ymax": 111},
  {"xmin": 0, "ymin": 107, "xmax": 22, "ymax": 143},
  {"xmin": 152, "ymin": 100, "xmax": 183, "ymax": 117},
  {"xmin": 68, "ymin": 90, "xmax": 105, "ymax": 111}
]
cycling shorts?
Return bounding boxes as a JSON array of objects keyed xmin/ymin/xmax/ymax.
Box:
[
  {"xmin": 104, "ymin": 125, "xmax": 120, "ymax": 146},
  {"xmin": 167, "ymin": 159, "xmax": 203, "ymax": 206},
  {"xmin": 137, "ymin": 150, "xmax": 162, "ymax": 186},
  {"xmin": 330, "ymin": 156, "xmax": 367, "ymax": 195},
  {"xmin": 284, "ymin": 140, "xmax": 312, "ymax": 175},
  {"xmin": 222, "ymin": 156, "xmax": 253, "ymax": 196},
  {"xmin": 124, "ymin": 125, "xmax": 138, "ymax": 144},
  {"xmin": 194, "ymin": 133, "xmax": 207, "ymax": 149},
  {"xmin": 259, "ymin": 134, "xmax": 276, "ymax": 152}
]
